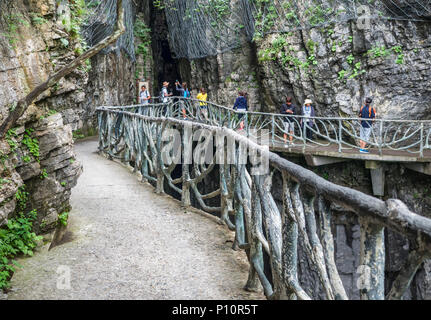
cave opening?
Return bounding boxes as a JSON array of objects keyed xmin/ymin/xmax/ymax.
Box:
[{"xmin": 149, "ymin": 2, "xmax": 181, "ymax": 97}]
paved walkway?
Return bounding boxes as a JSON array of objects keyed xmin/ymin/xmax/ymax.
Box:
[{"xmin": 7, "ymin": 138, "xmax": 263, "ymax": 300}]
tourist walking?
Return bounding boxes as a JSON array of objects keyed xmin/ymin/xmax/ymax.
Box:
[
  {"xmin": 233, "ymin": 91, "xmax": 248, "ymax": 130},
  {"xmin": 139, "ymin": 85, "xmax": 151, "ymax": 105},
  {"xmin": 196, "ymin": 88, "xmax": 208, "ymax": 121},
  {"xmin": 280, "ymin": 96, "xmax": 296, "ymax": 146},
  {"xmin": 161, "ymin": 81, "xmax": 173, "ymax": 116},
  {"xmin": 176, "ymin": 81, "xmax": 191, "ymax": 119},
  {"xmin": 300, "ymin": 99, "xmax": 315, "ymax": 140},
  {"xmin": 161, "ymin": 81, "xmax": 173, "ymax": 103},
  {"xmin": 358, "ymin": 97, "xmax": 376, "ymax": 153}
]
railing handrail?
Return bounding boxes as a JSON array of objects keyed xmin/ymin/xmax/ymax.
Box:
[
  {"xmin": 96, "ymin": 106, "xmax": 431, "ymax": 243},
  {"xmin": 100, "ymin": 98, "xmax": 431, "ymax": 124}
]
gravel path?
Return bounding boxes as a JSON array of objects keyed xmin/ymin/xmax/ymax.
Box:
[{"xmin": 7, "ymin": 138, "xmax": 263, "ymax": 300}]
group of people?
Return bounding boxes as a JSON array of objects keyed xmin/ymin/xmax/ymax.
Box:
[
  {"xmin": 279, "ymin": 96, "xmax": 376, "ymax": 153},
  {"xmin": 140, "ymin": 84, "xmax": 376, "ymax": 154},
  {"xmin": 140, "ymin": 81, "xmax": 208, "ymax": 120}
]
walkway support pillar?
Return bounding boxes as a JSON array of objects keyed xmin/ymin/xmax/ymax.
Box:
[{"xmin": 366, "ymin": 161, "xmax": 385, "ymax": 197}]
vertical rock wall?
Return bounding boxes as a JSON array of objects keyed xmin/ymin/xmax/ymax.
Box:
[{"xmin": 0, "ymin": 0, "xmax": 85, "ymax": 231}]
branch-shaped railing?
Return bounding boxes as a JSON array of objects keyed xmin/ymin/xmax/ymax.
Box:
[
  {"xmin": 108, "ymin": 98, "xmax": 431, "ymax": 158},
  {"xmin": 96, "ymin": 103, "xmax": 431, "ymax": 300}
]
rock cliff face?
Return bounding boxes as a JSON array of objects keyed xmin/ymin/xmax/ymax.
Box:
[
  {"xmin": 0, "ymin": 0, "xmax": 86, "ymax": 230},
  {"xmin": 255, "ymin": 20, "xmax": 431, "ymax": 119},
  {"xmin": 176, "ymin": 10, "xmax": 431, "ymax": 120}
]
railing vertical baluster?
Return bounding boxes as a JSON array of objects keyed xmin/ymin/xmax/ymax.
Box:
[
  {"xmin": 107, "ymin": 113, "xmax": 112, "ymax": 158},
  {"xmin": 302, "ymin": 120, "xmax": 306, "ymax": 153},
  {"xmin": 420, "ymin": 123, "xmax": 424, "ymax": 158},
  {"xmin": 271, "ymin": 115, "xmax": 275, "ymax": 147},
  {"xmin": 338, "ymin": 119, "xmax": 342, "ymax": 153},
  {"xmin": 378, "ymin": 120, "xmax": 383, "ymax": 156},
  {"xmin": 246, "ymin": 113, "xmax": 250, "ymax": 137}
]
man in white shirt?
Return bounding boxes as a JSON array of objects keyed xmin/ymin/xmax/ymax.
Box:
[
  {"xmin": 162, "ymin": 81, "xmax": 172, "ymax": 103},
  {"xmin": 139, "ymin": 85, "xmax": 151, "ymax": 104}
]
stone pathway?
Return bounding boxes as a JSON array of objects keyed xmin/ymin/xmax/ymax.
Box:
[{"xmin": 7, "ymin": 138, "xmax": 263, "ymax": 300}]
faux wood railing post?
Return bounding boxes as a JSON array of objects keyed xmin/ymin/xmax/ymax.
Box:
[
  {"xmin": 248, "ymin": 178, "xmax": 273, "ymax": 297},
  {"xmin": 359, "ymin": 217, "xmax": 385, "ymax": 300},
  {"xmin": 281, "ymin": 172, "xmax": 310, "ymax": 300},
  {"xmin": 240, "ymin": 167, "xmax": 260, "ymax": 292},
  {"xmin": 317, "ymin": 197, "xmax": 348, "ymax": 300},
  {"xmin": 254, "ymin": 174, "xmax": 286, "ymax": 299},
  {"xmin": 181, "ymin": 125, "xmax": 191, "ymax": 206},
  {"xmin": 181, "ymin": 168, "xmax": 191, "ymax": 207},
  {"xmin": 233, "ymin": 164, "xmax": 246, "ymax": 250},
  {"xmin": 155, "ymin": 123, "xmax": 164, "ymax": 194},
  {"xmin": 141, "ymin": 122, "xmax": 149, "ymax": 182}
]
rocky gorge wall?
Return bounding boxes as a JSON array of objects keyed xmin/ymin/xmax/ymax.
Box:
[
  {"xmin": 175, "ymin": 9, "xmax": 431, "ymax": 120},
  {"xmin": 0, "ymin": 0, "xmax": 85, "ymax": 231},
  {"xmin": 0, "ymin": 0, "xmax": 137, "ymax": 231}
]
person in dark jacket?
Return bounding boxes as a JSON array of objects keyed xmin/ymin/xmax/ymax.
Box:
[
  {"xmin": 233, "ymin": 91, "xmax": 248, "ymax": 130},
  {"xmin": 300, "ymin": 99, "xmax": 316, "ymax": 140},
  {"xmin": 280, "ymin": 96, "xmax": 296, "ymax": 145},
  {"xmin": 358, "ymin": 97, "xmax": 376, "ymax": 153}
]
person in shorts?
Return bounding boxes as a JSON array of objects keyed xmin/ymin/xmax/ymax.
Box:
[
  {"xmin": 233, "ymin": 91, "xmax": 248, "ymax": 130},
  {"xmin": 359, "ymin": 97, "xmax": 376, "ymax": 153},
  {"xmin": 280, "ymin": 96, "xmax": 296, "ymax": 146}
]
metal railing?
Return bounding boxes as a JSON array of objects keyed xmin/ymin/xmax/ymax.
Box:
[
  {"xmin": 110, "ymin": 97, "xmax": 431, "ymax": 158},
  {"xmin": 96, "ymin": 103, "xmax": 431, "ymax": 300}
]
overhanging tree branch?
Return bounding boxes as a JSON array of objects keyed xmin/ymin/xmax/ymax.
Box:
[{"xmin": 0, "ymin": 0, "xmax": 125, "ymax": 137}]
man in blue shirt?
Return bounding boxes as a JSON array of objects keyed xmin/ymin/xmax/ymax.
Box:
[
  {"xmin": 359, "ymin": 97, "xmax": 376, "ymax": 153},
  {"xmin": 233, "ymin": 91, "xmax": 248, "ymax": 130}
]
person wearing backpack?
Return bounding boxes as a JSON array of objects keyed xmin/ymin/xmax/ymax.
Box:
[
  {"xmin": 358, "ymin": 97, "xmax": 376, "ymax": 153},
  {"xmin": 161, "ymin": 81, "xmax": 172, "ymax": 103},
  {"xmin": 139, "ymin": 85, "xmax": 151, "ymax": 105},
  {"xmin": 233, "ymin": 91, "xmax": 248, "ymax": 130},
  {"xmin": 175, "ymin": 81, "xmax": 191, "ymax": 119},
  {"xmin": 300, "ymin": 99, "xmax": 315, "ymax": 140},
  {"xmin": 160, "ymin": 81, "xmax": 172, "ymax": 116},
  {"xmin": 280, "ymin": 96, "xmax": 296, "ymax": 146}
]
